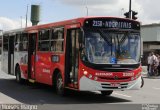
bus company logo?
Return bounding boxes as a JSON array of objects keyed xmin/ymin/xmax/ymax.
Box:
[
  {"xmin": 114, "ymin": 76, "xmax": 119, "ymax": 80},
  {"xmin": 95, "ymin": 72, "xmax": 113, "ymax": 76},
  {"xmin": 42, "ymin": 69, "xmax": 50, "ymax": 73}
]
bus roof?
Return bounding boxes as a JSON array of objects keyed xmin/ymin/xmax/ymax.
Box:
[{"xmin": 3, "ymin": 16, "xmax": 140, "ymax": 34}]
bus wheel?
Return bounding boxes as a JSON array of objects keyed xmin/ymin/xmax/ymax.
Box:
[
  {"xmin": 56, "ymin": 73, "xmax": 65, "ymax": 95},
  {"xmin": 15, "ymin": 66, "xmax": 23, "ymax": 84},
  {"xmin": 101, "ymin": 90, "xmax": 113, "ymax": 96}
]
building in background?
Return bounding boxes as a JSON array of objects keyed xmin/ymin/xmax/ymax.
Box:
[{"xmin": 141, "ymin": 23, "xmax": 160, "ymax": 65}]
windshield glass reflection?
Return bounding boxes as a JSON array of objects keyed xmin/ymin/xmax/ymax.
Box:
[{"xmin": 81, "ymin": 29, "xmax": 141, "ymax": 64}]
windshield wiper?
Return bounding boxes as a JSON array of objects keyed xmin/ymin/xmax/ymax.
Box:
[
  {"xmin": 119, "ymin": 34, "xmax": 127, "ymax": 44},
  {"xmin": 98, "ymin": 30, "xmax": 112, "ymax": 45},
  {"xmin": 115, "ymin": 35, "xmax": 121, "ymax": 58},
  {"xmin": 98, "ymin": 30, "xmax": 113, "ymax": 56}
]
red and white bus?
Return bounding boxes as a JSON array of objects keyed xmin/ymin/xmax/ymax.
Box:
[{"xmin": 1, "ymin": 17, "xmax": 143, "ymax": 95}]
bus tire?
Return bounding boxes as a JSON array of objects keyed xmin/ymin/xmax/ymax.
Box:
[
  {"xmin": 56, "ymin": 72, "xmax": 65, "ymax": 96},
  {"xmin": 101, "ymin": 90, "xmax": 113, "ymax": 96},
  {"xmin": 15, "ymin": 66, "xmax": 24, "ymax": 84}
]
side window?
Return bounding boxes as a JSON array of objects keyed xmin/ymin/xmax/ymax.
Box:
[
  {"xmin": 17, "ymin": 33, "xmax": 26, "ymax": 51},
  {"xmin": 15, "ymin": 34, "xmax": 20, "ymax": 51},
  {"xmin": 3, "ymin": 35, "xmax": 9, "ymax": 51},
  {"xmin": 38, "ymin": 29, "xmax": 50, "ymax": 51},
  {"xmin": 21, "ymin": 33, "xmax": 28, "ymax": 51},
  {"xmin": 51, "ymin": 27, "xmax": 64, "ymax": 52}
]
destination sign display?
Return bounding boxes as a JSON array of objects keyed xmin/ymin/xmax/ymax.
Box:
[{"xmin": 84, "ymin": 18, "xmax": 140, "ymax": 30}]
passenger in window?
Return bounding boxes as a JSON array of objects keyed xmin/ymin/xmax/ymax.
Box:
[
  {"xmin": 51, "ymin": 42, "xmax": 56, "ymax": 51},
  {"xmin": 15, "ymin": 43, "xmax": 19, "ymax": 51}
]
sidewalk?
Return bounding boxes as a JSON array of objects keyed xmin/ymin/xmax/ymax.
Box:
[{"xmin": 142, "ymin": 66, "xmax": 160, "ymax": 79}]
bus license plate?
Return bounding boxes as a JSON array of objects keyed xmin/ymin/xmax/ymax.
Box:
[{"xmin": 111, "ymin": 83, "xmax": 120, "ymax": 87}]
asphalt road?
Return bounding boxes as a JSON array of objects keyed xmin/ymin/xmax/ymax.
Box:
[{"xmin": 0, "ymin": 68, "xmax": 160, "ymax": 110}]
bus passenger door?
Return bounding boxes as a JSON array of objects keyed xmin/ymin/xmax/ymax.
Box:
[
  {"xmin": 66, "ymin": 28, "xmax": 80, "ymax": 85},
  {"xmin": 8, "ymin": 36, "xmax": 15, "ymax": 75},
  {"xmin": 2, "ymin": 35, "xmax": 9, "ymax": 74},
  {"xmin": 28, "ymin": 33, "xmax": 37, "ymax": 80}
]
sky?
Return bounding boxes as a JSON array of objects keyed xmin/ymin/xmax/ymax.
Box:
[{"xmin": 0, "ymin": 0, "xmax": 160, "ymax": 31}]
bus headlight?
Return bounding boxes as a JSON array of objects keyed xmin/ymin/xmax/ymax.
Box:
[{"xmin": 83, "ymin": 71, "xmax": 88, "ymax": 75}]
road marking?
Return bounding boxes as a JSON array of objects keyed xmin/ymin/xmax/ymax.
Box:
[
  {"xmin": 113, "ymin": 92, "xmax": 132, "ymax": 98},
  {"xmin": 153, "ymin": 87, "xmax": 160, "ymax": 90}
]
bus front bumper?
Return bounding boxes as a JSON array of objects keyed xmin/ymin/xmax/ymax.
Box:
[{"xmin": 79, "ymin": 76, "xmax": 142, "ymax": 91}]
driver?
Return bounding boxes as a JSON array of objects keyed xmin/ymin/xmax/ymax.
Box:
[{"xmin": 96, "ymin": 40, "xmax": 104, "ymax": 56}]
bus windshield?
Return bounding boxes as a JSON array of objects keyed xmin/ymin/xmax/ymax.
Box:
[{"xmin": 81, "ymin": 28, "xmax": 141, "ymax": 64}]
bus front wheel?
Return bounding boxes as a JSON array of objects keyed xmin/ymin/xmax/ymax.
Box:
[{"xmin": 101, "ymin": 90, "xmax": 113, "ymax": 96}]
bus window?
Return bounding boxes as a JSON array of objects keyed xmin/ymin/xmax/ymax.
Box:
[
  {"xmin": 15, "ymin": 34, "xmax": 21, "ymax": 51},
  {"xmin": 51, "ymin": 27, "xmax": 64, "ymax": 52},
  {"xmin": 3, "ymin": 35, "xmax": 9, "ymax": 51},
  {"xmin": 16, "ymin": 33, "xmax": 28, "ymax": 51},
  {"xmin": 38, "ymin": 29, "xmax": 50, "ymax": 51},
  {"xmin": 21, "ymin": 33, "xmax": 28, "ymax": 51}
]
